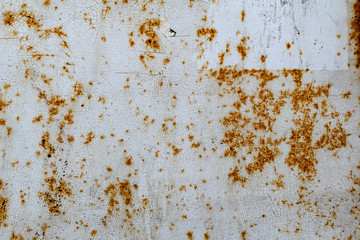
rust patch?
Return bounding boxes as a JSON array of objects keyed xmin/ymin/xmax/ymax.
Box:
[
  {"xmin": 139, "ymin": 19, "xmax": 161, "ymax": 51},
  {"xmin": 84, "ymin": 132, "xmax": 95, "ymax": 144},
  {"xmin": 228, "ymin": 166, "xmax": 247, "ymax": 187},
  {"xmin": 286, "ymin": 42, "xmax": 291, "ymax": 50},
  {"xmin": 3, "ymin": 5, "xmax": 42, "ymax": 29},
  {"xmin": 241, "ymin": 10, "xmax": 245, "ymax": 22},
  {"xmin": 39, "ymin": 132, "xmax": 55, "ymax": 158},
  {"xmin": 241, "ymin": 230, "xmax": 247, "ymax": 240},
  {"xmin": 260, "ymin": 55, "xmax": 266, "ymax": 63},
  {"xmin": 350, "ymin": 0, "xmax": 360, "ymax": 68},
  {"xmin": 204, "ymin": 233, "xmax": 210, "ymax": 239},
  {"xmin": 0, "ymin": 180, "xmax": 8, "ymax": 227},
  {"xmin": 90, "ymin": 230, "xmax": 97, "ymax": 236},
  {"xmin": 38, "ymin": 177, "xmax": 72, "ymax": 214},
  {"xmin": 43, "ymin": 0, "xmax": 51, "ymax": 7},
  {"xmin": 208, "ymin": 66, "xmax": 347, "ymax": 184},
  {"xmin": 237, "ymin": 37, "xmax": 249, "ymax": 60},
  {"xmin": 104, "ymin": 180, "xmax": 133, "ymax": 218},
  {"xmin": 197, "ymin": 28, "xmax": 217, "ymax": 42},
  {"xmin": 0, "ymin": 91, "xmax": 11, "ymax": 112},
  {"xmin": 186, "ymin": 231, "xmax": 194, "ymax": 240},
  {"xmin": 10, "ymin": 232, "xmax": 24, "ymax": 240},
  {"xmin": 125, "ymin": 156, "xmax": 133, "ymax": 166},
  {"xmin": 3, "ymin": 11, "xmax": 15, "ymax": 26}
]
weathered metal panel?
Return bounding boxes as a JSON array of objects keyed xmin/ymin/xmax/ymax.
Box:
[{"xmin": 0, "ymin": 0, "xmax": 359, "ymax": 239}]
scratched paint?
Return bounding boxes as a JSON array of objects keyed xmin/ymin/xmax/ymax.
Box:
[{"xmin": 0, "ymin": 0, "xmax": 359, "ymax": 239}]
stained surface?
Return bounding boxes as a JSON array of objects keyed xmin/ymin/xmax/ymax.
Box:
[{"xmin": 0, "ymin": 0, "xmax": 359, "ymax": 239}]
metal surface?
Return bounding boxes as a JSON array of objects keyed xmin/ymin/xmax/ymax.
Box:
[{"xmin": 0, "ymin": 0, "xmax": 359, "ymax": 239}]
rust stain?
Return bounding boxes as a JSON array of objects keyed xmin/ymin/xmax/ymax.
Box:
[
  {"xmin": 84, "ymin": 132, "xmax": 95, "ymax": 144},
  {"xmin": 125, "ymin": 156, "xmax": 133, "ymax": 166},
  {"xmin": 39, "ymin": 132, "xmax": 55, "ymax": 158},
  {"xmin": 3, "ymin": 11, "xmax": 15, "ymax": 26},
  {"xmin": 260, "ymin": 55, "xmax": 266, "ymax": 63},
  {"xmin": 197, "ymin": 28, "xmax": 217, "ymax": 42},
  {"xmin": 10, "ymin": 232, "xmax": 24, "ymax": 240},
  {"xmin": 90, "ymin": 229, "xmax": 97, "ymax": 236},
  {"xmin": 241, "ymin": 10, "xmax": 245, "ymax": 22},
  {"xmin": 204, "ymin": 233, "xmax": 210, "ymax": 239},
  {"xmin": 241, "ymin": 230, "xmax": 247, "ymax": 240},
  {"xmin": 237, "ymin": 37, "xmax": 249, "ymax": 60},
  {"xmin": 286, "ymin": 42, "xmax": 291, "ymax": 50},
  {"xmin": 186, "ymin": 231, "xmax": 194, "ymax": 240},
  {"xmin": 38, "ymin": 177, "xmax": 72, "ymax": 214},
  {"xmin": 104, "ymin": 179, "xmax": 134, "ymax": 221},
  {"xmin": 0, "ymin": 180, "xmax": 8, "ymax": 228},
  {"xmin": 350, "ymin": 0, "xmax": 360, "ymax": 68},
  {"xmin": 43, "ymin": 0, "xmax": 51, "ymax": 7},
  {"xmin": 139, "ymin": 19, "xmax": 161, "ymax": 51},
  {"xmin": 208, "ymin": 65, "xmax": 348, "ymax": 184}
]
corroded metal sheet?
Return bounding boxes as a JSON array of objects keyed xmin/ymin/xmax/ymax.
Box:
[{"xmin": 0, "ymin": 0, "xmax": 359, "ymax": 239}]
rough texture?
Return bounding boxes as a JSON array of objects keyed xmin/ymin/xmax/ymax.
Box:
[{"xmin": 0, "ymin": 0, "xmax": 358, "ymax": 239}]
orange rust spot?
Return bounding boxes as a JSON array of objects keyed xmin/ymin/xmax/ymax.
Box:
[
  {"xmin": 38, "ymin": 177, "xmax": 72, "ymax": 214},
  {"xmin": 315, "ymin": 122, "xmax": 347, "ymax": 151},
  {"xmin": 10, "ymin": 232, "xmax": 24, "ymax": 240},
  {"xmin": 3, "ymin": 11, "xmax": 15, "ymax": 26},
  {"xmin": 0, "ymin": 183, "xmax": 8, "ymax": 227},
  {"xmin": 43, "ymin": 0, "xmax": 51, "ymax": 7},
  {"xmin": 186, "ymin": 231, "xmax": 194, "ymax": 240},
  {"xmin": 237, "ymin": 37, "xmax": 249, "ymax": 60},
  {"xmin": 104, "ymin": 180, "xmax": 133, "ymax": 216},
  {"xmin": 33, "ymin": 115, "xmax": 42, "ymax": 123},
  {"xmin": 163, "ymin": 58, "xmax": 170, "ymax": 65},
  {"xmin": 6, "ymin": 127, "xmax": 12, "ymax": 136},
  {"xmin": 271, "ymin": 175, "xmax": 285, "ymax": 189},
  {"xmin": 260, "ymin": 55, "xmax": 266, "ymax": 63},
  {"xmin": 84, "ymin": 132, "xmax": 95, "ymax": 144},
  {"xmin": 350, "ymin": 1, "xmax": 360, "ymax": 68},
  {"xmin": 39, "ymin": 132, "xmax": 55, "ymax": 158},
  {"xmin": 91, "ymin": 230, "xmax": 97, "ymax": 236},
  {"xmin": 49, "ymin": 107, "xmax": 59, "ymax": 116},
  {"xmin": 0, "ymin": 119, "xmax": 5, "ymax": 125},
  {"xmin": 197, "ymin": 28, "xmax": 217, "ymax": 42},
  {"xmin": 64, "ymin": 110, "xmax": 74, "ymax": 125},
  {"xmin": 125, "ymin": 156, "xmax": 133, "ymax": 166},
  {"xmin": 241, "ymin": 10, "xmax": 245, "ymax": 22},
  {"xmin": 345, "ymin": 111, "xmax": 352, "ymax": 122},
  {"xmin": 342, "ymin": 91, "xmax": 351, "ymax": 99},
  {"xmin": 67, "ymin": 135, "xmax": 74, "ymax": 143},
  {"xmin": 129, "ymin": 38, "xmax": 135, "ymax": 47},
  {"xmin": 228, "ymin": 167, "xmax": 247, "ymax": 187},
  {"xmin": 283, "ymin": 69, "xmax": 303, "ymax": 87},
  {"xmin": 286, "ymin": 42, "xmax": 291, "ymax": 50},
  {"xmin": 73, "ymin": 82, "xmax": 84, "ymax": 97},
  {"xmin": 139, "ymin": 19, "xmax": 161, "ymax": 51},
  {"xmin": 241, "ymin": 230, "xmax": 247, "ymax": 240},
  {"xmin": 246, "ymin": 145, "xmax": 280, "ymax": 175},
  {"xmin": 204, "ymin": 233, "xmax": 210, "ymax": 240},
  {"xmin": 0, "ymin": 93, "xmax": 11, "ymax": 112}
]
